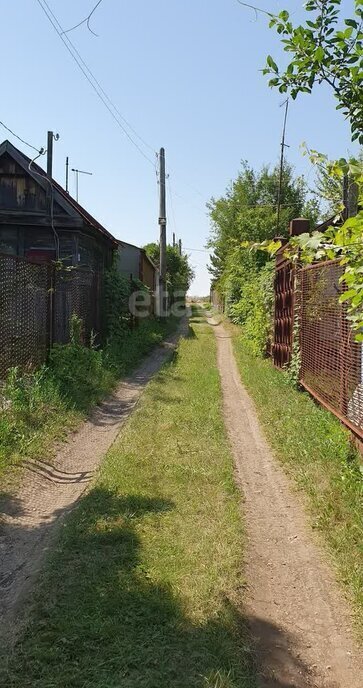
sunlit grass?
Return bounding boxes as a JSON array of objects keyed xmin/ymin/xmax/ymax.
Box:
[
  {"xmin": 229, "ymin": 323, "xmax": 363, "ymax": 637},
  {"xmin": 3, "ymin": 311, "xmax": 254, "ymax": 688}
]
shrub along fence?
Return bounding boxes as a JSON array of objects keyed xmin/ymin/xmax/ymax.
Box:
[
  {"xmin": 0, "ymin": 253, "xmax": 101, "ymax": 379},
  {"xmin": 272, "ymin": 257, "xmax": 363, "ymax": 440}
]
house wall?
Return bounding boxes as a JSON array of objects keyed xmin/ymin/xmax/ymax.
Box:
[
  {"xmin": 0, "ymin": 225, "xmax": 108, "ymax": 269},
  {"xmin": 117, "ymin": 242, "xmax": 141, "ymax": 280},
  {"xmin": 141, "ymin": 253, "xmax": 156, "ymax": 292},
  {"xmin": 0, "ymin": 153, "xmax": 64, "ymax": 213},
  {"xmin": 0, "ymin": 148, "xmax": 115, "ymax": 270}
]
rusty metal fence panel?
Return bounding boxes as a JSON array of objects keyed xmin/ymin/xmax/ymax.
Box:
[
  {"xmin": 300, "ymin": 261, "xmax": 363, "ymax": 438},
  {"xmin": 273, "ymin": 260, "xmax": 295, "ymax": 368},
  {"xmin": 0, "ymin": 254, "xmax": 102, "ymax": 379}
]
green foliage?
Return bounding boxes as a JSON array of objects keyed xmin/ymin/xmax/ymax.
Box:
[
  {"xmin": 208, "ymin": 161, "xmax": 317, "ymax": 353},
  {"xmin": 49, "ymin": 325, "xmax": 112, "ymax": 412},
  {"xmin": 104, "ymin": 316, "xmax": 177, "ymax": 377},
  {"xmin": 103, "ymin": 263, "xmax": 148, "ymax": 338},
  {"xmin": 0, "ymin": 315, "xmax": 177, "ymax": 479},
  {"xmin": 264, "ymin": 0, "xmax": 363, "ymax": 143},
  {"xmin": 0, "ymin": 365, "xmax": 77, "ymax": 478},
  {"xmin": 257, "ymin": 155, "xmax": 363, "ymax": 341},
  {"xmin": 144, "ymin": 243, "xmax": 195, "ymax": 301},
  {"xmin": 261, "ymin": 0, "xmax": 363, "ymax": 338},
  {"xmin": 229, "ymin": 263, "xmax": 274, "ymax": 357},
  {"xmin": 284, "ymin": 317, "xmax": 301, "ymax": 387}
]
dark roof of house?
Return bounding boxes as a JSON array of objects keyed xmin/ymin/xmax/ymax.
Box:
[{"xmin": 0, "ymin": 139, "xmax": 118, "ymax": 246}]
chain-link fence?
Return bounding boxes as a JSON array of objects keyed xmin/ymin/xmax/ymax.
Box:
[{"xmin": 0, "ymin": 253, "xmax": 102, "ymax": 379}]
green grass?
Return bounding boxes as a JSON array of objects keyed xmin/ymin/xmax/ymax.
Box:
[
  {"xmin": 0, "ymin": 318, "xmax": 177, "ymax": 483},
  {"xmin": 228, "ymin": 323, "xmax": 363, "ymax": 635},
  {"xmin": 2, "ymin": 311, "xmax": 254, "ymax": 688}
]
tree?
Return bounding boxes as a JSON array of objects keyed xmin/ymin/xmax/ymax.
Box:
[
  {"xmin": 208, "ymin": 161, "xmax": 319, "ymax": 295},
  {"xmin": 207, "ymin": 161, "xmax": 319, "ymax": 353},
  {"xmin": 144, "ymin": 243, "xmax": 195, "ymax": 302},
  {"xmin": 263, "ymin": 0, "xmax": 363, "ymax": 143},
  {"xmin": 255, "ymin": 0, "xmax": 363, "ymax": 338}
]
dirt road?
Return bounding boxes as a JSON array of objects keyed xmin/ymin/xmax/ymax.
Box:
[
  {"xmin": 0, "ymin": 323, "xmax": 186, "ymax": 648},
  {"xmin": 213, "ymin": 319, "xmax": 363, "ymax": 688}
]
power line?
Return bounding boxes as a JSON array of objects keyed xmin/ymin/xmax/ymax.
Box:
[
  {"xmin": 184, "ymin": 247, "xmax": 210, "ymax": 253},
  {"xmin": 235, "ymin": 1, "xmax": 272, "ymax": 18},
  {"xmin": 62, "ymin": 0, "xmax": 105, "ymax": 37},
  {"xmin": 35, "ymin": 0, "xmax": 157, "ymax": 166},
  {"xmin": 0, "ymin": 120, "xmax": 44, "ymax": 154}
]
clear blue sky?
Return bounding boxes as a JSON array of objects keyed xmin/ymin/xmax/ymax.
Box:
[{"xmin": 2, "ymin": 1, "xmax": 356, "ymax": 294}]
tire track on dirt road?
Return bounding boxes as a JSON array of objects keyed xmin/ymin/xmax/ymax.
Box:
[
  {"xmin": 213, "ymin": 319, "xmax": 363, "ymax": 688},
  {"xmin": 0, "ymin": 320, "xmax": 188, "ymax": 649}
]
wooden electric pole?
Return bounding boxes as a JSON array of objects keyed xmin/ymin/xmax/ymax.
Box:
[
  {"xmin": 47, "ymin": 131, "xmax": 53, "ymax": 178},
  {"xmin": 159, "ymin": 147, "xmax": 167, "ymax": 314}
]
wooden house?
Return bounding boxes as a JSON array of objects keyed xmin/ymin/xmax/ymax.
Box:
[{"xmin": 0, "ymin": 139, "xmax": 117, "ymax": 269}]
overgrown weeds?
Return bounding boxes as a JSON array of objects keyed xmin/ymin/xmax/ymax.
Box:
[{"xmin": 0, "ymin": 315, "xmax": 177, "ymax": 481}]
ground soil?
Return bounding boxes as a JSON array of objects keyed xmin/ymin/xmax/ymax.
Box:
[
  {"xmin": 213, "ymin": 318, "xmax": 363, "ymax": 688},
  {"xmin": 0, "ymin": 323, "xmax": 186, "ymax": 649}
]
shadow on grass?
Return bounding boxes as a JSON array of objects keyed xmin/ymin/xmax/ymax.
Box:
[
  {"xmin": 2, "ymin": 487, "xmax": 326, "ymax": 688},
  {"xmin": 187, "ymin": 324, "xmax": 198, "ymax": 339}
]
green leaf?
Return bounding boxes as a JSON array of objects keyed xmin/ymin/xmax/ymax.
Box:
[
  {"xmin": 339, "ymin": 289, "xmax": 357, "ymax": 303},
  {"xmin": 267, "ymin": 55, "xmax": 279, "ymax": 73},
  {"xmin": 315, "ymin": 46, "xmax": 325, "ymax": 62}
]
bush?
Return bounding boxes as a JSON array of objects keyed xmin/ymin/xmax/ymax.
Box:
[
  {"xmin": 228, "ymin": 263, "xmax": 274, "ymax": 357},
  {"xmin": 104, "ymin": 317, "xmax": 177, "ymax": 376}
]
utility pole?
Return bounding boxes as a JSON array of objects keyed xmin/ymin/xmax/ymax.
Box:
[
  {"xmin": 276, "ymin": 99, "xmax": 289, "ymax": 234},
  {"xmin": 172, "ymin": 232, "xmax": 176, "ymax": 248},
  {"xmin": 159, "ymin": 147, "xmax": 167, "ymax": 315},
  {"xmin": 178, "ymin": 238, "xmax": 182, "ymax": 256},
  {"xmin": 47, "ymin": 131, "xmax": 53, "ymax": 178},
  {"xmin": 65, "ymin": 157, "xmax": 69, "ymax": 193}
]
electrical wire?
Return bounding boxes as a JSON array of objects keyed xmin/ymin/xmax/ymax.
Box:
[
  {"xmin": 35, "ymin": 0, "xmax": 157, "ymax": 166},
  {"xmin": 62, "ymin": 0, "xmax": 105, "ymax": 37},
  {"xmin": 184, "ymin": 247, "xmax": 210, "ymax": 253},
  {"xmin": 0, "ymin": 121, "xmax": 44, "ymax": 154}
]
